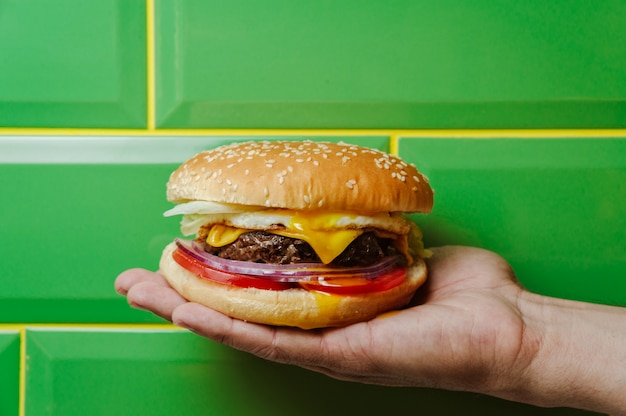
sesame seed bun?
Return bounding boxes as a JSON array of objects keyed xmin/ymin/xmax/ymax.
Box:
[
  {"xmin": 166, "ymin": 140, "xmax": 433, "ymax": 213},
  {"xmin": 159, "ymin": 242, "xmax": 427, "ymax": 329}
]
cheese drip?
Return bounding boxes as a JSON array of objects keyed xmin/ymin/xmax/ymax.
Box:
[{"xmin": 206, "ymin": 211, "xmax": 366, "ymax": 264}]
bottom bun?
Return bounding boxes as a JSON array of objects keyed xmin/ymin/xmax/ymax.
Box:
[{"xmin": 159, "ymin": 242, "xmax": 427, "ymax": 329}]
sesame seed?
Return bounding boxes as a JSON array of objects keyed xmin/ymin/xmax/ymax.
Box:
[{"xmin": 303, "ymin": 195, "xmax": 310, "ymax": 204}]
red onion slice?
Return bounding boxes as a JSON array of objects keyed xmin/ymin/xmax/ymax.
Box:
[{"xmin": 174, "ymin": 238, "xmax": 402, "ymax": 282}]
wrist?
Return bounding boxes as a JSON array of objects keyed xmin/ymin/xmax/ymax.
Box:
[{"xmin": 509, "ymin": 291, "xmax": 626, "ymax": 414}]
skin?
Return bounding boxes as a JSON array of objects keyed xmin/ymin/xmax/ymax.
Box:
[{"xmin": 115, "ymin": 246, "xmax": 626, "ymax": 415}]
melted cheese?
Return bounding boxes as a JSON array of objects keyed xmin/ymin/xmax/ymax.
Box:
[
  {"xmin": 206, "ymin": 224, "xmax": 248, "ymax": 248},
  {"xmin": 205, "ymin": 211, "xmax": 365, "ymax": 264}
]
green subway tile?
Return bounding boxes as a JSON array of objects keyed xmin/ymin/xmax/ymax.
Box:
[
  {"xmin": 398, "ymin": 137, "xmax": 626, "ymax": 306},
  {"xmin": 0, "ymin": 0, "xmax": 146, "ymax": 128},
  {"xmin": 0, "ymin": 163, "xmax": 178, "ymax": 323},
  {"xmin": 155, "ymin": 0, "xmax": 626, "ymax": 129},
  {"xmin": 0, "ymin": 331, "xmax": 20, "ymax": 416},
  {"xmin": 24, "ymin": 328, "xmax": 596, "ymax": 415}
]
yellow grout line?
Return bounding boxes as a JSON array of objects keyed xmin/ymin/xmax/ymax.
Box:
[
  {"xmin": 0, "ymin": 323, "xmax": 179, "ymax": 331},
  {"xmin": 146, "ymin": 0, "xmax": 156, "ymax": 130},
  {"xmin": 0, "ymin": 128, "xmax": 392, "ymax": 137},
  {"xmin": 389, "ymin": 134, "xmax": 400, "ymax": 155},
  {"xmin": 0, "ymin": 128, "xmax": 625, "ymax": 138},
  {"xmin": 19, "ymin": 326, "xmax": 25, "ymax": 416}
]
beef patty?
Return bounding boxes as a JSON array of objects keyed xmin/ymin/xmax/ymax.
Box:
[{"xmin": 199, "ymin": 231, "xmax": 391, "ymax": 267}]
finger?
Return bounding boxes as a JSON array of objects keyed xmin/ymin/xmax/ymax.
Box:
[
  {"xmin": 171, "ymin": 303, "xmax": 349, "ymax": 368},
  {"xmin": 115, "ymin": 268, "xmax": 168, "ymax": 295},
  {"xmin": 126, "ymin": 279, "xmax": 187, "ymax": 322},
  {"xmin": 171, "ymin": 302, "xmax": 297, "ymax": 359}
]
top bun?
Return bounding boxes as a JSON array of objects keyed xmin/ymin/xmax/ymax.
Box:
[{"xmin": 167, "ymin": 140, "xmax": 433, "ymax": 213}]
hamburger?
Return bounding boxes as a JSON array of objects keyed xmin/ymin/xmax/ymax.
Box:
[{"xmin": 159, "ymin": 140, "xmax": 433, "ymax": 329}]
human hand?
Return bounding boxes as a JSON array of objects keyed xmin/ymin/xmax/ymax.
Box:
[
  {"xmin": 116, "ymin": 246, "xmax": 626, "ymax": 414},
  {"xmin": 115, "ymin": 246, "xmax": 534, "ymax": 396}
]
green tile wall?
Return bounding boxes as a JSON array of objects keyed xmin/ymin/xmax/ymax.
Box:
[
  {"xmin": 1, "ymin": 0, "xmax": 625, "ymax": 414},
  {"xmin": 2, "ymin": 0, "xmax": 625, "ymax": 129}
]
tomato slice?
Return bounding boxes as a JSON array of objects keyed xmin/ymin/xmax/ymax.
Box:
[
  {"xmin": 172, "ymin": 247, "xmax": 295, "ymax": 291},
  {"xmin": 298, "ymin": 267, "xmax": 407, "ymax": 295},
  {"xmin": 173, "ymin": 247, "xmax": 407, "ymax": 295}
]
